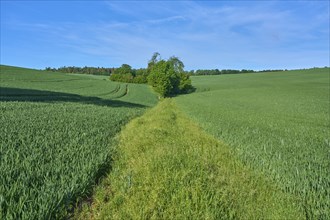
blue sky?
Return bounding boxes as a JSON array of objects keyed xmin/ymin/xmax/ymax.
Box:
[{"xmin": 1, "ymin": 1, "xmax": 329, "ymax": 70}]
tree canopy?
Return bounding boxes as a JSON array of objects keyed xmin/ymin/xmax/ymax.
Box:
[
  {"xmin": 109, "ymin": 64, "xmax": 148, "ymax": 84},
  {"xmin": 147, "ymin": 53, "xmax": 193, "ymax": 97}
]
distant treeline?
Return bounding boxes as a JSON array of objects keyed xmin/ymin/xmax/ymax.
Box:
[
  {"xmin": 45, "ymin": 66, "xmax": 114, "ymax": 76},
  {"xmin": 45, "ymin": 66, "xmax": 287, "ymax": 78},
  {"xmin": 190, "ymin": 69, "xmax": 285, "ymax": 75}
]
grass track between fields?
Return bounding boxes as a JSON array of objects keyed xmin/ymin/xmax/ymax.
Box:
[{"xmin": 76, "ymin": 99, "xmax": 302, "ymax": 219}]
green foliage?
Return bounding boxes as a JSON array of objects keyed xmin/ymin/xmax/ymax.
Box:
[
  {"xmin": 0, "ymin": 65, "xmax": 157, "ymax": 219},
  {"xmin": 178, "ymin": 72, "xmax": 194, "ymax": 93},
  {"xmin": 110, "ymin": 73, "xmax": 134, "ymax": 83},
  {"xmin": 131, "ymin": 74, "xmax": 147, "ymax": 84},
  {"xmin": 45, "ymin": 66, "xmax": 113, "ymax": 76},
  {"xmin": 147, "ymin": 53, "xmax": 193, "ymax": 97},
  {"xmin": 147, "ymin": 60, "xmax": 174, "ymax": 97},
  {"xmin": 168, "ymin": 56, "xmax": 184, "ymax": 72},
  {"xmin": 147, "ymin": 52, "xmax": 161, "ymax": 70},
  {"xmin": 175, "ymin": 68, "xmax": 330, "ymax": 219},
  {"xmin": 75, "ymin": 99, "xmax": 302, "ymax": 219},
  {"xmin": 109, "ymin": 65, "xmax": 148, "ymax": 84},
  {"xmin": 112, "ymin": 64, "xmax": 132, "ymax": 75}
]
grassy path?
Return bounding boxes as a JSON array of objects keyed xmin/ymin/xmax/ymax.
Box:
[{"xmin": 76, "ymin": 99, "xmax": 303, "ymax": 219}]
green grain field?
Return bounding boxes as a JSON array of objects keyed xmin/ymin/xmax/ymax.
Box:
[
  {"xmin": 0, "ymin": 65, "xmax": 157, "ymax": 219},
  {"xmin": 1, "ymin": 65, "xmax": 329, "ymax": 219},
  {"xmin": 175, "ymin": 68, "xmax": 330, "ymax": 219}
]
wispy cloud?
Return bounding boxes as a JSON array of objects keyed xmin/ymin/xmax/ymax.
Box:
[
  {"xmin": 146, "ymin": 16, "xmax": 186, "ymax": 24},
  {"xmin": 1, "ymin": 1, "xmax": 329, "ymax": 69}
]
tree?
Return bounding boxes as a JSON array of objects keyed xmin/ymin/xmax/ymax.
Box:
[
  {"xmin": 147, "ymin": 53, "xmax": 193, "ymax": 97},
  {"xmin": 148, "ymin": 52, "xmax": 161, "ymax": 71},
  {"xmin": 147, "ymin": 60, "xmax": 173, "ymax": 97},
  {"xmin": 168, "ymin": 56, "xmax": 184, "ymax": 73}
]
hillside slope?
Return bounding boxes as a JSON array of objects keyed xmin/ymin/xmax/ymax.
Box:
[
  {"xmin": 0, "ymin": 65, "xmax": 157, "ymax": 219},
  {"xmin": 175, "ymin": 68, "xmax": 330, "ymax": 219}
]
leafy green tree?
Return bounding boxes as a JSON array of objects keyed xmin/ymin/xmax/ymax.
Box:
[
  {"xmin": 148, "ymin": 60, "xmax": 173, "ymax": 97},
  {"xmin": 147, "ymin": 53, "xmax": 193, "ymax": 97}
]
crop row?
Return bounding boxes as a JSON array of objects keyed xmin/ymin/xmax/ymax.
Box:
[{"xmin": 176, "ymin": 68, "xmax": 330, "ymax": 219}]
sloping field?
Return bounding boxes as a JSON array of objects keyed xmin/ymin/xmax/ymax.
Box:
[
  {"xmin": 175, "ymin": 68, "xmax": 330, "ymax": 219},
  {"xmin": 0, "ymin": 65, "xmax": 156, "ymax": 107},
  {"xmin": 76, "ymin": 99, "xmax": 302, "ymax": 219},
  {"xmin": 0, "ymin": 65, "xmax": 157, "ymax": 219}
]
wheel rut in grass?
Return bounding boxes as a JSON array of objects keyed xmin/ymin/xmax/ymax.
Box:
[{"xmin": 76, "ymin": 99, "xmax": 303, "ymax": 219}]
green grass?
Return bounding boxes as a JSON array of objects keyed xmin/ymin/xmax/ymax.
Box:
[
  {"xmin": 76, "ymin": 99, "xmax": 302, "ymax": 219},
  {"xmin": 175, "ymin": 68, "xmax": 330, "ymax": 219},
  {"xmin": 0, "ymin": 65, "xmax": 157, "ymax": 219}
]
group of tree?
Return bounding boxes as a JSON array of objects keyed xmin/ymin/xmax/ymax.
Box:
[
  {"xmin": 45, "ymin": 66, "xmax": 114, "ymax": 76},
  {"xmin": 110, "ymin": 53, "xmax": 194, "ymax": 97},
  {"xmin": 257, "ymin": 69, "xmax": 286, "ymax": 73},
  {"xmin": 192, "ymin": 69, "xmax": 253, "ymax": 75},
  {"xmin": 45, "ymin": 65, "xmax": 286, "ymax": 77},
  {"xmin": 191, "ymin": 69, "xmax": 284, "ymax": 75},
  {"xmin": 109, "ymin": 64, "xmax": 148, "ymax": 84}
]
